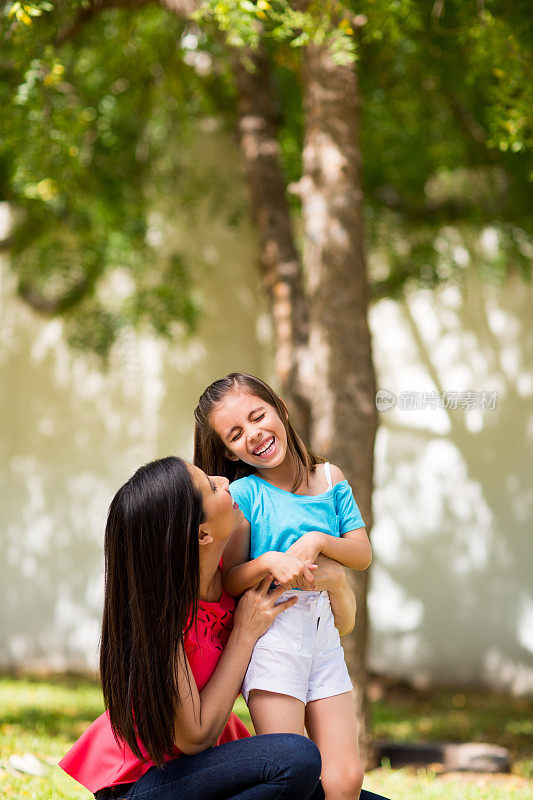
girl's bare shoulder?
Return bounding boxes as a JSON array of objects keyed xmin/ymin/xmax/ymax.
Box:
[{"xmin": 328, "ymin": 463, "xmax": 346, "ymax": 486}]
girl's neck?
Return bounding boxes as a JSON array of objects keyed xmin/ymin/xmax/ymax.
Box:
[{"xmin": 255, "ymin": 451, "xmax": 303, "ymax": 491}]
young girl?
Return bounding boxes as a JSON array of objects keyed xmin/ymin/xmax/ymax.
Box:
[{"xmin": 194, "ymin": 373, "xmax": 372, "ymax": 800}]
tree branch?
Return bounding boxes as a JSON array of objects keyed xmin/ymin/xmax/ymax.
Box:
[
  {"xmin": 17, "ymin": 278, "xmax": 92, "ymax": 315},
  {"xmin": 232, "ymin": 46, "xmax": 312, "ymax": 436},
  {"xmin": 54, "ymin": 0, "xmax": 198, "ymax": 46},
  {"xmin": 370, "ymin": 267, "xmax": 418, "ymax": 302},
  {"xmin": 372, "ymin": 189, "xmax": 485, "ymax": 223},
  {"xmin": 159, "ymin": 0, "xmax": 198, "ymax": 14},
  {"xmin": 446, "ymin": 91, "xmax": 489, "ymax": 146}
]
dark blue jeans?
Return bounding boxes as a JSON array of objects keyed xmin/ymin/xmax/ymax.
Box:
[{"xmin": 94, "ymin": 733, "xmax": 390, "ymax": 800}]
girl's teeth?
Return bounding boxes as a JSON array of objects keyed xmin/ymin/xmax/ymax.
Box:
[{"xmin": 255, "ymin": 437, "xmax": 274, "ymax": 456}]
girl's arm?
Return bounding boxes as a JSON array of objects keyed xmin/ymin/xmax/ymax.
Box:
[
  {"xmin": 222, "ymin": 519, "xmax": 267, "ymax": 595},
  {"xmin": 173, "ymin": 578, "xmax": 297, "ymax": 754},
  {"xmin": 285, "ymin": 526, "xmax": 372, "ymax": 571},
  {"xmin": 307, "ymin": 528, "xmax": 372, "ymax": 571},
  {"xmin": 223, "ymin": 519, "xmax": 317, "ymax": 595},
  {"xmin": 313, "ymin": 554, "xmax": 356, "ymax": 636},
  {"xmin": 285, "ymin": 465, "xmax": 372, "ymax": 571}
]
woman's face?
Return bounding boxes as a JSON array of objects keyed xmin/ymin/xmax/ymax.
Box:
[
  {"xmin": 189, "ymin": 465, "xmax": 243, "ymax": 542},
  {"xmin": 210, "ymin": 389, "xmax": 288, "ymax": 470}
]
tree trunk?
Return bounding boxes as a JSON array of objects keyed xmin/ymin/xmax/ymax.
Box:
[
  {"xmin": 232, "ymin": 49, "xmax": 311, "ymax": 438},
  {"xmin": 299, "ymin": 41, "xmax": 378, "ymax": 761}
]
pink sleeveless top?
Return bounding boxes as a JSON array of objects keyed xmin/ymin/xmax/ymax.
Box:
[{"xmin": 59, "ymin": 584, "xmax": 250, "ymax": 793}]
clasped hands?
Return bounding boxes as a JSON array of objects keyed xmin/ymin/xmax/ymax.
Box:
[{"xmin": 264, "ymin": 532, "xmax": 325, "ymax": 591}]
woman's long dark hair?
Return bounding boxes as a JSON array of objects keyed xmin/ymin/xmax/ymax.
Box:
[
  {"xmin": 194, "ymin": 372, "xmax": 323, "ymax": 492},
  {"xmin": 100, "ymin": 457, "xmax": 203, "ymax": 767}
]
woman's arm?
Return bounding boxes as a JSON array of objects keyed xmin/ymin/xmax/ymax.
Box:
[
  {"xmin": 222, "ymin": 519, "xmax": 269, "ymax": 595},
  {"xmin": 313, "ymin": 554, "xmax": 356, "ymax": 636},
  {"xmin": 173, "ymin": 578, "xmax": 297, "ymax": 754},
  {"xmin": 223, "ymin": 519, "xmax": 317, "ymax": 595}
]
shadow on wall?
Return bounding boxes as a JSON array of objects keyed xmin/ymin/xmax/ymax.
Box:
[
  {"xmin": 1, "ymin": 317, "xmax": 114, "ymax": 671},
  {"xmin": 1, "ymin": 163, "xmax": 532, "ymax": 690},
  {"xmin": 369, "ymin": 272, "xmax": 533, "ymax": 693},
  {"xmin": 0, "ymin": 150, "xmax": 271, "ymax": 670}
]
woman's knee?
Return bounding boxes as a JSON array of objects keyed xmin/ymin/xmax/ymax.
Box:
[
  {"xmin": 270, "ymin": 734, "xmax": 322, "ymax": 791},
  {"xmin": 292, "ymin": 733, "xmax": 322, "ymax": 774}
]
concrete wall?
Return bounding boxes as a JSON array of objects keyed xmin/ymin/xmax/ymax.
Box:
[
  {"xmin": 369, "ymin": 274, "xmax": 533, "ymax": 692},
  {"xmin": 1, "ymin": 147, "xmax": 532, "ymax": 691}
]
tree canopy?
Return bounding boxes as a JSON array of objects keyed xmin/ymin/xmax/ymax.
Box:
[{"xmin": 1, "ymin": 0, "xmax": 531, "ymax": 358}]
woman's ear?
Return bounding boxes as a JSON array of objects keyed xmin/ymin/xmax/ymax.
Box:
[
  {"xmin": 224, "ymin": 449, "xmax": 239, "ymax": 462},
  {"xmin": 198, "ymin": 526, "xmax": 214, "ymax": 547}
]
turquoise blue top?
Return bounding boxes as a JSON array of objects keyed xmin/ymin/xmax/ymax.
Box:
[{"xmin": 229, "ymin": 473, "xmax": 365, "ymax": 561}]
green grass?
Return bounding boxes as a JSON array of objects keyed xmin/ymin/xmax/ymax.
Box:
[
  {"xmin": 0, "ymin": 676, "xmax": 102, "ymax": 800},
  {"xmin": 0, "ymin": 676, "xmax": 532, "ymax": 800}
]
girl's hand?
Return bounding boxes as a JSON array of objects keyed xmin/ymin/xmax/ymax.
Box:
[
  {"xmin": 265, "ymin": 551, "xmax": 317, "ymax": 590},
  {"xmin": 233, "ymin": 576, "xmax": 298, "ymax": 642},
  {"xmin": 285, "ymin": 532, "xmax": 324, "ymax": 566}
]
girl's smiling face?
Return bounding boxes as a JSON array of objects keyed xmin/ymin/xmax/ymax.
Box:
[{"xmin": 210, "ymin": 390, "xmax": 289, "ymax": 470}]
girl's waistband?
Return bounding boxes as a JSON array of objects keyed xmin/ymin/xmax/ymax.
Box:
[{"xmin": 275, "ymin": 589, "xmax": 328, "ymax": 610}]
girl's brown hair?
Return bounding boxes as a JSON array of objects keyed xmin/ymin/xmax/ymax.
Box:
[{"xmin": 193, "ymin": 372, "xmax": 323, "ymax": 492}]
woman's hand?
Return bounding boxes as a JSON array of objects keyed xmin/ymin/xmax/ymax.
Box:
[
  {"xmin": 264, "ymin": 551, "xmax": 317, "ymax": 590},
  {"xmin": 233, "ymin": 576, "xmax": 298, "ymax": 642},
  {"xmin": 174, "ymin": 578, "xmax": 297, "ymax": 755}
]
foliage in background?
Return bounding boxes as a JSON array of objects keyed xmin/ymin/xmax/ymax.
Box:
[
  {"xmin": 0, "ymin": 0, "xmax": 532, "ymax": 359},
  {"xmin": 195, "ymin": 0, "xmax": 357, "ymax": 63},
  {"xmin": 1, "ymin": 3, "xmax": 232, "ymax": 357}
]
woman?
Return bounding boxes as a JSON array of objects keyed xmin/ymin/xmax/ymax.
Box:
[{"xmin": 60, "ymin": 456, "xmax": 373, "ymax": 800}]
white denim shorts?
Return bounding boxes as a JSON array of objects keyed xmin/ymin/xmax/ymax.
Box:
[{"xmin": 242, "ymin": 590, "xmax": 353, "ymax": 705}]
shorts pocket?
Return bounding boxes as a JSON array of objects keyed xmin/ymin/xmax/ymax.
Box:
[
  {"xmin": 255, "ymin": 604, "xmax": 303, "ymax": 652},
  {"xmin": 317, "ymin": 597, "xmax": 341, "ymax": 650}
]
